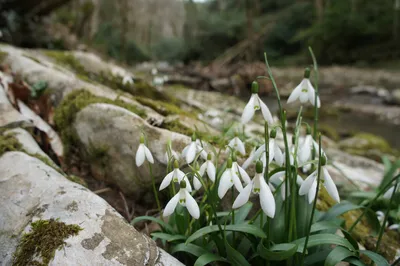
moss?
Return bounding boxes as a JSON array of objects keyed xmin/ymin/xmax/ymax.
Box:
[
  {"xmin": 159, "ymin": 119, "xmax": 194, "ymax": 136},
  {"xmin": 12, "ymin": 219, "xmax": 82, "ymax": 266},
  {"xmin": 0, "ymin": 50, "xmax": 9, "ymax": 63},
  {"xmin": 54, "ymin": 89, "xmax": 146, "ymax": 159},
  {"xmin": 319, "ymin": 124, "xmax": 340, "ymax": 141},
  {"xmin": 45, "ymin": 51, "xmax": 86, "ymax": 74},
  {"xmin": 0, "ymin": 133, "xmax": 23, "ymax": 156},
  {"xmin": 134, "ymin": 96, "xmax": 193, "ymax": 117},
  {"xmin": 66, "ymin": 175, "xmax": 88, "ymax": 187},
  {"xmin": 23, "ymin": 54, "xmax": 43, "ymax": 65}
]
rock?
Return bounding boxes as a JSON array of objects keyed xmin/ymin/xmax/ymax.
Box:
[
  {"xmin": 73, "ymin": 103, "xmax": 190, "ymax": 195},
  {"xmin": 350, "ymin": 85, "xmax": 389, "ymax": 99},
  {"xmin": 338, "ymin": 133, "xmax": 396, "ymax": 161},
  {"xmin": 0, "ymin": 151, "xmax": 182, "ymax": 266},
  {"xmin": 386, "ymin": 89, "xmax": 400, "ymax": 105}
]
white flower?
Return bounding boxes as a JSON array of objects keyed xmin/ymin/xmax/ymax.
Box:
[
  {"xmin": 245, "ymin": 138, "xmax": 284, "ymax": 169},
  {"xmin": 241, "ymin": 81, "xmax": 273, "ymax": 124},
  {"xmin": 232, "ymin": 160, "xmax": 251, "ymax": 185},
  {"xmin": 383, "ymin": 185, "xmax": 399, "ymax": 199},
  {"xmin": 193, "ymin": 176, "xmax": 202, "ymax": 190},
  {"xmin": 122, "ymin": 75, "xmax": 134, "ymax": 86},
  {"xmin": 232, "ymin": 161, "xmax": 275, "ymax": 218},
  {"xmin": 136, "ymin": 135, "xmax": 154, "ymax": 167},
  {"xmin": 299, "ymin": 165, "xmax": 340, "ymax": 204},
  {"xmin": 269, "ymin": 171, "xmax": 304, "ymax": 200},
  {"xmin": 218, "ymin": 159, "xmax": 244, "ymax": 199},
  {"xmin": 159, "ymin": 160, "xmax": 192, "ymax": 192},
  {"xmin": 298, "ymin": 134, "xmax": 325, "ymax": 165},
  {"xmin": 199, "ymin": 154, "xmax": 216, "ymax": 182},
  {"xmin": 163, "ymin": 183, "xmax": 200, "ymax": 219},
  {"xmin": 287, "ymin": 69, "xmax": 320, "ymax": 107},
  {"xmin": 388, "ymin": 224, "xmax": 399, "ymax": 231},
  {"xmin": 228, "ymin": 136, "xmax": 246, "ymax": 155},
  {"xmin": 242, "ymin": 146, "xmax": 257, "ymax": 170},
  {"xmin": 181, "ymin": 135, "xmax": 207, "ymax": 164}
]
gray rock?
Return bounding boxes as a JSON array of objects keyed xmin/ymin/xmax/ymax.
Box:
[
  {"xmin": 0, "ymin": 151, "xmax": 182, "ymax": 266},
  {"xmin": 74, "ymin": 103, "xmax": 191, "ymax": 195}
]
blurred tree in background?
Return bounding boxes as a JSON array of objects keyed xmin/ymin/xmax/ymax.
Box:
[{"xmin": 1, "ymin": 0, "xmax": 399, "ymax": 65}]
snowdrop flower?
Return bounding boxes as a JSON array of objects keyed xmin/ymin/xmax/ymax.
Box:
[
  {"xmin": 383, "ymin": 185, "xmax": 399, "ymax": 199},
  {"xmin": 388, "ymin": 224, "xmax": 399, "ymax": 231},
  {"xmin": 122, "ymin": 75, "xmax": 134, "ymax": 86},
  {"xmin": 218, "ymin": 159, "xmax": 244, "ymax": 199},
  {"xmin": 287, "ymin": 68, "xmax": 321, "ymax": 107},
  {"xmin": 298, "ymin": 131, "xmax": 325, "ymax": 165},
  {"xmin": 242, "ymin": 145, "xmax": 257, "ymax": 170},
  {"xmin": 159, "ymin": 160, "xmax": 192, "ymax": 192},
  {"xmin": 376, "ymin": 211, "xmax": 385, "ymax": 224},
  {"xmin": 232, "ymin": 155, "xmax": 251, "ymax": 185},
  {"xmin": 270, "ymin": 171, "xmax": 304, "ymax": 200},
  {"xmin": 299, "ymin": 156, "xmax": 340, "ymax": 204},
  {"xmin": 181, "ymin": 134, "xmax": 207, "ymax": 164},
  {"xmin": 136, "ymin": 134, "xmax": 154, "ymax": 167},
  {"xmin": 228, "ymin": 134, "xmax": 246, "ymax": 155},
  {"xmin": 241, "ymin": 81, "xmax": 273, "ymax": 124},
  {"xmin": 199, "ymin": 153, "xmax": 216, "ymax": 182},
  {"xmin": 233, "ymin": 161, "xmax": 275, "ymax": 218},
  {"xmin": 163, "ymin": 181, "xmax": 200, "ymax": 219}
]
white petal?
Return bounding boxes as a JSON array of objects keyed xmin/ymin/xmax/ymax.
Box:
[
  {"xmin": 259, "ymin": 177, "xmax": 276, "ymax": 218},
  {"xmin": 299, "ymin": 171, "xmax": 317, "ymax": 196},
  {"xmin": 296, "ymin": 175, "xmax": 304, "ymax": 186},
  {"xmin": 237, "ymin": 165, "xmax": 251, "ymax": 184},
  {"xmin": 236, "ymin": 138, "xmax": 246, "ymax": 155},
  {"xmin": 299, "ymin": 90, "xmax": 309, "ymax": 103},
  {"xmin": 181, "ymin": 145, "xmax": 189, "ymax": 158},
  {"xmin": 323, "ymin": 167, "xmax": 340, "ymax": 203},
  {"xmin": 185, "ymin": 190, "xmax": 200, "ymax": 219},
  {"xmin": 218, "ymin": 170, "xmax": 233, "ymax": 199},
  {"xmin": 269, "ymin": 171, "xmax": 285, "ymax": 183},
  {"xmin": 184, "ymin": 177, "xmax": 193, "ymax": 192},
  {"xmin": 186, "ymin": 142, "xmax": 196, "ymax": 164},
  {"xmin": 273, "ymin": 144, "xmax": 284, "ymax": 166},
  {"xmin": 268, "ymin": 141, "xmax": 275, "ymax": 164},
  {"xmin": 231, "ymin": 170, "xmax": 244, "ymax": 192},
  {"xmin": 176, "ymin": 169, "xmax": 185, "ymax": 182},
  {"xmin": 228, "ymin": 138, "xmax": 236, "ymax": 149},
  {"xmin": 232, "ymin": 183, "xmax": 252, "ymax": 209},
  {"xmin": 306, "ymin": 79, "xmax": 316, "ymax": 105},
  {"xmin": 144, "ymin": 145, "xmax": 154, "ymax": 164},
  {"xmin": 388, "ymin": 224, "xmax": 399, "ymax": 230},
  {"xmin": 197, "ymin": 145, "xmax": 208, "ymax": 160},
  {"xmin": 383, "ymin": 186, "xmax": 395, "ymax": 199},
  {"xmin": 163, "ymin": 192, "xmax": 180, "ymax": 217},
  {"xmin": 308, "ymin": 180, "xmax": 317, "ymax": 204},
  {"xmin": 253, "ymin": 145, "xmax": 265, "ymax": 160},
  {"xmin": 241, "ymin": 94, "xmax": 256, "ymax": 124},
  {"xmin": 258, "ymin": 96, "xmax": 273, "ymax": 124},
  {"xmin": 159, "ymin": 171, "xmax": 174, "ymax": 191},
  {"xmin": 298, "ymin": 136, "xmax": 312, "ymax": 164},
  {"xmin": 193, "ymin": 176, "xmax": 202, "ymax": 190},
  {"xmin": 207, "ymin": 161, "xmax": 216, "ymax": 182},
  {"xmin": 287, "ymin": 80, "xmax": 304, "ymax": 104},
  {"xmin": 199, "ymin": 162, "xmax": 207, "ymax": 176},
  {"xmin": 135, "ymin": 144, "xmax": 145, "ymax": 166},
  {"xmin": 242, "ymin": 155, "xmax": 254, "ymax": 170},
  {"xmin": 281, "ymin": 182, "xmax": 289, "ymax": 201}
]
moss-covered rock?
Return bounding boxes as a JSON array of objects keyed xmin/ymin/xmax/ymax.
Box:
[{"xmin": 12, "ymin": 219, "xmax": 82, "ymax": 266}]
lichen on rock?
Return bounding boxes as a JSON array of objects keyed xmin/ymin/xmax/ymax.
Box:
[{"xmin": 12, "ymin": 219, "xmax": 82, "ymax": 266}]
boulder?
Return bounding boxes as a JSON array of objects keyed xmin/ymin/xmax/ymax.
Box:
[
  {"xmin": 73, "ymin": 103, "xmax": 191, "ymax": 195},
  {"xmin": 0, "ymin": 151, "xmax": 182, "ymax": 266}
]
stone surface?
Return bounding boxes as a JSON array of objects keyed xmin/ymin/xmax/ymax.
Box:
[
  {"xmin": 0, "ymin": 151, "xmax": 183, "ymax": 266},
  {"xmin": 74, "ymin": 103, "xmax": 191, "ymax": 195}
]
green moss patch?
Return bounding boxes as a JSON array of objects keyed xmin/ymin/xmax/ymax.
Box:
[
  {"xmin": 12, "ymin": 219, "xmax": 82, "ymax": 266},
  {"xmin": 45, "ymin": 51, "xmax": 86, "ymax": 75},
  {"xmin": 54, "ymin": 89, "xmax": 146, "ymax": 158},
  {"xmin": 0, "ymin": 133, "xmax": 23, "ymax": 156},
  {"xmin": 134, "ymin": 96, "xmax": 193, "ymax": 117}
]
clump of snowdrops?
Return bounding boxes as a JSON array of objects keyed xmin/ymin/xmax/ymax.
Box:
[{"xmin": 132, "ymin": 49, "xmax": 398, "ymax": 266}]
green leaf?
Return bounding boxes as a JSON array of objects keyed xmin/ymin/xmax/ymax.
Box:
[
  {"xmin": 150, "ymin": 232, "xmax": 186, "ymax": 242},
  {"xmin": 235, "ymin": 202, "xmax": 253, "ymax": 224},
  {"xmin": 310, "ymin": 221, "xmax": 341, "ymax": 233},
  {"xmin": 187, "ymin": 224, "xmax": 266, "ymax": 243},
  {"xmin": 319, "ymin": 201, "xmax": 361, "ymax": 221},
  {"xmin": 225, "ymin": 239, "xmax": 251, "ymax": 266},
  {"xmin": 345, "ymin": 257, "xmax": 366, "ymax": 266},
  {"xmin": 194, "ymin": 253, "xmax": 227, "ymax": 266},
  {"xmin": 349, "ymin": 191, "xmax": 377, "ymax": 200},
  {"xmin": 170, "ymin": 243, "xmax": 208, "ymax": 257},
  {"xmin": 341, "ymin": 230, "xmax": 359, "ymax": 251},
  {"xmin": 257, "ymin": 242, "xmax": 298, "ymax": 261},
  {"xmin": 359, "ymin": 250, "xmax": 389, "ymax": 266},
  {"xmin": 131, "ymin": 216, "xmax": 174, "ymax": 233},
  {"xmin": 293, "ymin": 234, "xmax": 356, "ymax": 252},
  {"xmin": 325, "ymin": 246, "xmax": 356, "ymax": 266}
]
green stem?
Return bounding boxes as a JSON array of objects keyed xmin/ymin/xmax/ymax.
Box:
[
  {"xmin": 374, "ymin": 179, "xmax": 398, "ymax": 256},
  {"xmin": 300, "ymin": 134, "xmax": 322, "ymax": 266},
  {"xmin": 348, "ymin": 173, "xmax": 400, "ymax": 233},
  {"xmin": 309, "ymin": 47, "xmax": 319, "ymax": 142},
  {"xmin": 148, "ymin": 162, "xmax": 161, "ymax": 211},
  {"xmin": 232, "ymin": 187, "xmax": 236, "ymax": 247}
]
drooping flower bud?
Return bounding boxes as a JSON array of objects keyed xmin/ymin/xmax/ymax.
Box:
[
  {"xmin": 180, "ymin": 180, "xmax": 187, "ymax": 188},
  {"xmin": 320, "ymin": 155, "xmax": 327, "ymax": 166},
  {"xmin": 270, "ymin": 128, "xmax": 277, "ymax": 139},
  {"xmin": 251, "ymin": 81, "xmax": 259, "ymax": 94},
  {"xmin": 256, "ymin": 160, "xmax": 263, "ymax": 174}
]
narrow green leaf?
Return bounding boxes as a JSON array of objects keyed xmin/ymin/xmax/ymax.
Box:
[
  {"xmin": 310, "ymin": 221, "xmax": 341, "ymax": 233},
  {"xmin": 131, "ymin": 216, "xmax": 174, "ymax": 233},
  {"xmin": 359, "ymin": 250, "xmax": 389, "ymax": 266},
  {"xmin": 150, "ymin": 232, "xmax": 186, "ymax": 242},
  {"xmin": 170, "ymin": 243, "xmax": 208, "ymax": 257},
  {"xmin": 257, "ymin": 242, "xmax": 298, "ymax": 261},
  {"xmin": 341, "ymin": 230, "xmax": 359, "ymax": 251},
  {"xmin": 187, "ymin": 224, "xmax": 266, "ymax": 243},
  {"xmin": 225, "ymin": 239, "xmax": 251, "ymax": 266},
  {"xmin": 319, "ymin": 201, "xmax": 360, "ymax": 221},
  {"xmin": 235, "ymin": 202, "xmax": 253, "ymax": 224},
  {"xmin": 293, "ymin": 234, "xmax": 355, "ymax": 252},
  {"xmin": 345, "ymin": 257, "xmax": 367, "ymax": 266},
  {"xmin": 194, "ymin": 253, "xmax": 227, "ymax": 266},
  {"xmin": 349, "ymin": 191, "xmax": 377, "ymax": 200},
  {"xmin": 325, "ymin": 246, "xmax": 356, "ymax": 266}
]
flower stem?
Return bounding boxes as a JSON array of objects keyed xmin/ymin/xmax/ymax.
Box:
[
  {"xmin": 300, "ymin": 134, "xmax": 322, "ymax": 266},
  {"xmin": 348, "ymin": 173, "xmax": 400, "ymax": 233},
  {"xmin": 148, "ymin": 162, "xmax": 161, "ymax": 212}
]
